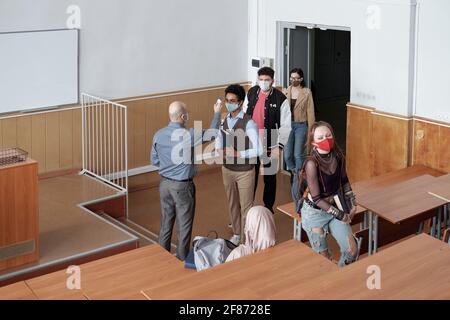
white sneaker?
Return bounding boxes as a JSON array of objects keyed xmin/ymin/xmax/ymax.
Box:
[{"xmin": 229, "ymin": 234, "xmax": 241, "ymax": 246}]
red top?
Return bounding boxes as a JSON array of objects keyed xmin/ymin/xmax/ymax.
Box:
[{"xmin": 252, "ymin": 91, "xmax": 267, "ymax": 131}]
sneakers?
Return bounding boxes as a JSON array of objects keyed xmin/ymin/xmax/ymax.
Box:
[{"xmin": 229, "ymin": 234, "xmax": 241, "ymax": 246}]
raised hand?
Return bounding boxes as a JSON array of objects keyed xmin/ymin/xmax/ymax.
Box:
[{"xmin": 213, "ymin": 99, "xmax": 223, "ymax": 113}]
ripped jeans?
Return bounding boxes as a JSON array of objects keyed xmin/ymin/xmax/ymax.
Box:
[{"xmin": 301, "ymin": 201, "xmax": 359, "ymax": 267}]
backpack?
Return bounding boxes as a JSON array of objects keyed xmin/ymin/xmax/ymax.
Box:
[{"xmin": 192, "ymin": 232, "xmax": 237, "ymax": 272}]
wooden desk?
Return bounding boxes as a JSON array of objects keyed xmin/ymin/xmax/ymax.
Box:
[
  {"xmin": 26, "ymin": 244, "xmax": 192, "ymax": 300},
  {"xmin": 427, "ymin": 174, "xmax": 450, "ymax": 237},
  {"xmin": 277, "ymin": 201, "xmax": 366, "ymax": 242},
  {"xmin": 353, "ymin": 165, "xmax": 444, "ymax": 196},
  {"xmin": 82, "ymin": 245, "xmax": 193, "ymax": 300},
  {"xmin": 0, "ymin": 158, "xmax": 39, "ymax": 272},
  {"xmin": 428, "ymin": 174, "xmax": 450, "ymax": 201},
  {"xmin": 85, "ymin": 292, "xmax": 148, "ymax": 301},
  {"xmin": 358, "ymin": 175, "xmax": 447, "ymax": 254},
  {"xmin": 277, "ymin": 202, "xmax": 303, "ymax": 241},
  {"xmin": 353, "ymin": 165, "xmax": 444, "ymax": 227},
  {"xmin": 268, "ymin": 234, "xmax": 450, "ymax": 300},
  {"xmin": 0, "ymin": 281, "xmax": 37, "ymax": 300},
  {"xmin": 142, "ymin": 240, "xmax": 338, "ymax": 300}
]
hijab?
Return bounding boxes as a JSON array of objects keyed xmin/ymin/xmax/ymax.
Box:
[{"xmin": 226, "ymin": 206, "xmax": 276, "ymax": 262}]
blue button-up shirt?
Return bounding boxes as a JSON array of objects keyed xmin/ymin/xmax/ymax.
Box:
[
  {"xmin": 215, "ymin": 110, "xmax": 262, "ymax": 159},
  {"xmin": 151, "ymin": 112, "xmax": 221, "ymax": 181}
]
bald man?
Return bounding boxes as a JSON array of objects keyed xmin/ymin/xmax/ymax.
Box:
[{"xmin": 151, "ymin": 101, "xmax": 222, "ymax": 260}]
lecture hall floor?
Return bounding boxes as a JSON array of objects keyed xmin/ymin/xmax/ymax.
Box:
[
  {"xmin": 0, "ymin": 166, "xmax": 342, "ymax": 288},
  {"xmin": 128, "ymin": 168, "xmax": 297, "ymax": 245},
  {"xmin": 0, "ymin": 174, "xmax": 138, "ymax": 286}
]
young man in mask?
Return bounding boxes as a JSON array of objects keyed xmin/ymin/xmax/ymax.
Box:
[
  {"xmin": 216, "ymin": 84, "xmax": 262, "ymax": 245},
  {"xmin": 244, "ymin": 67, "xmax": 291, "ymax": 213}
]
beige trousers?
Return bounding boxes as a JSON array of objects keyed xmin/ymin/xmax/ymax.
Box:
[{"xmin": 222, "ymin": 166, "xmax": 255, "ymax": 243}]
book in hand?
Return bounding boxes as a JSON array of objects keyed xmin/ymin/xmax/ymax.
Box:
[{"xmin": 333, "ymin": 189, "xmax": 353, "ymax": 213}]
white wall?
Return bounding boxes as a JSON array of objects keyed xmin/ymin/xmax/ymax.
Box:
[
  {"xmin": 0, "ymin": 0, "xmax": 248, "ymax": 101},
  {"xmin": 414, "ymin": 0, "xmax": 450, "ymax": 123},
  {"xmin": 248, "ymin": 0, "xmax": 416, "ymax": 116}
]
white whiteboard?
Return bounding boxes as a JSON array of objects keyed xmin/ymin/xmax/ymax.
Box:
[{"xmin": 0, "ymin": 29, "xmax": 78, "ymax": 114}]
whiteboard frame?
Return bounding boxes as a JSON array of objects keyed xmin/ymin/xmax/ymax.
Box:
[{"xmin": 0, "ymin": 28, "xmax": 80, "ymax": 115}]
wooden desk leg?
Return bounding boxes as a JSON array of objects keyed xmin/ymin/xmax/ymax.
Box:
[
  {"xmin": 298, "ymin": 221, "xmax": 302, "ymax": 242},
  {"xmin": 437, "ymin": 208, "xmax": 442, "ymax": 240},
  {"xmin": 368, "ymin": 211, "xmax": 373, "ymax": 256},
  {"xmin": 431, "ymin": 216, "xmax": 437, "ymax": 238},
  {"xmin": 293, "ymin": 220, "xmax": 302, "ymax": 242},
  {"xmin": 361, "ymin": 212, "xmax": 368, "ymax": 231},
  {"xmin": 293, "ymin": 220, "xmax": 297, "ymax": 240},
  {"xmin": 444, "ymin": 204, "xmax": 450, "ymax": 229},
  {"xmin": 373, "ymin": 214, "xmax": 379, "ymax": 254},
  {"xmin": 355, "ymin": 236, "xmax": 363, "ymax": 261},
  {"xmin": 364, "ymin": 212, "xmax": 368, "ymax": 229},
  {"xmin": 417, "ymin": 221, "xmax": 424, "ymax": 234}
]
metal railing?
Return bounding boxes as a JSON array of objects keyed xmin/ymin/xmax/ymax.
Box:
[{"xmin": 81, "ymin": 93, "xmax": 128, "ymax": 194}]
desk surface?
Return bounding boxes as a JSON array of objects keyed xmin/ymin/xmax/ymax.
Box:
[
  {"xmin": 0, "ymin": 281, "xmax": 37, "ymax": 300},
  {"xmin": 277, "ymin": 166, "xmax": 443, "ymax": 220},
  {"xmin": 357, "ymin": 175, "xmax": 447, "ymax": 224},
  {"xmin": 277, "ymin": 201, "xmax": 366, "ymax": 220},
  {"xmin": 352, "ymin": 165, "xmax": 444, "ymax": 197},
  {"xmin": 268, "ymin": 234, "xmax": 450, "ymax": 299},
  {"xmin": 276, "ymin": 202, "xmax": 301, "ymax": 222},
  {"xmin": 26, "ymin": 244, "xmax": 190, "ymax": 300},
  {"xmin": 427, "ymin": 174, "xmax": 450, "ymax": 201},
  {"xmin": 142, "ymin": 240, "xmax": 338, "ymax": 300}
]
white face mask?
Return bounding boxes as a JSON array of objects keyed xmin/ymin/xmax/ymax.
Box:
[
  {"xmin": 225, "ymin": 103, "xmax": 240, "ymax": 113},
  {"xmin": 258, "ymin": 80, "xmax": 271, "ymax": 92}
]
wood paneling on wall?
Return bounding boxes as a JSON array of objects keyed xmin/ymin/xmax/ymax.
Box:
[
  {"xmin": 413, "ymin": 119, "xmax": 450, "ymax": 172},
  {"xmin": 347, "ymin": 104, "xmax": 449, "ymax": 183},
  {"xmin": 346, "ymin": 106, "xmax": 373, "ymax": 182},
  {"xmin": 371, "ymin": 113, "xmax": 410, "ymax": 176},
  {"xmin": 0, "ymin": 109, "xmax": 82, "ymax": 174},
  {"xmin": 0, "ymin": 84, "xmax": 248, "ymax": 176}
]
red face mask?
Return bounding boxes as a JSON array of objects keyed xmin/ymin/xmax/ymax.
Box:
[{"xmin": 314, "ymin": 138, "xmax": 334, "ymax": 152}]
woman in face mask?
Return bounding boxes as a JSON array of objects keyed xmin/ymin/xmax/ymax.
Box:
[
  {"xmin": 299, "ymin": 121, "xmax": 359, "ymax": 267},
  {"xmin": 283, "ymin": 68, "xmax": 315, "ymax": 177}
]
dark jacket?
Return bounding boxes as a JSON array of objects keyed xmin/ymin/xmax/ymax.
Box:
[{"xmin": 245, "ymin": 85, "xmax": 291, "ymax": 150}]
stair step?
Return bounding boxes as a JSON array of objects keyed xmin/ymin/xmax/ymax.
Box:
[
  {"xmin": 117, "ymin": 217, "xmax": 178, "ymax": 253},
  {"xmin": 98, "ymin": 213, "xmax": 156, "ymax": 247}
]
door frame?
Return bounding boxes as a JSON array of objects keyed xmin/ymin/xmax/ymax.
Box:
[
  {"xmin": 276, "ymin": 22, "xmax": 351, "ymax": 174},
  {"xmin": 276, "ymin": 21, "xmax": 351, "ymax": 88}
]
